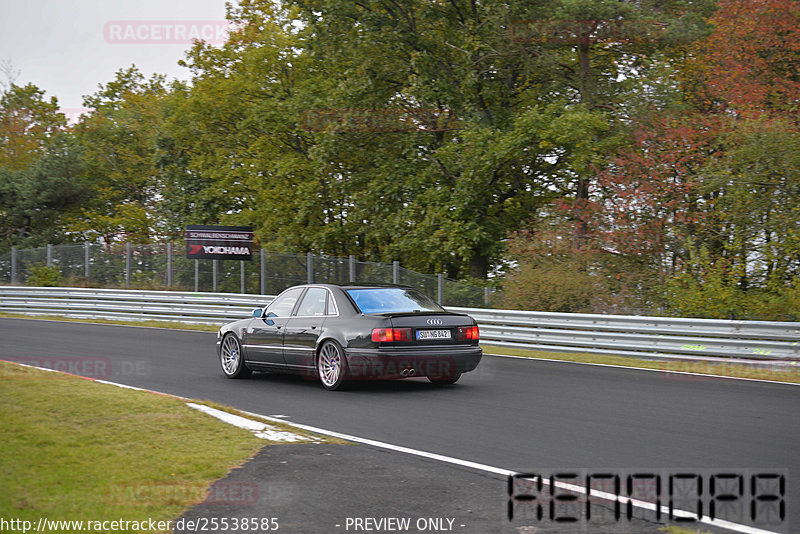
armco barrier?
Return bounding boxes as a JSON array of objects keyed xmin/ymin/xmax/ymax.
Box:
[
  {"xmin": 0, "ymin": 287, "xmax": 272, "ymax": 325},
  {"xmin": 449, "ymin": 307, "xmax": 800, "ymax": 362},
  {"xmin": 1, "ymin": 287, "xmax": 798, "ymax": 362}
]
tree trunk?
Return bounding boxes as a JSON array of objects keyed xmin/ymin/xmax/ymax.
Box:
[{"xmin": 469, "ymin": 251, "xmax": 489, "ymax": 279}]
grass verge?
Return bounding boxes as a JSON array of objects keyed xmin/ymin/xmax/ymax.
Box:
[
  {"xmin": 482, "ymin": 344, "xmax": 800, "ymax": 384},
  {"xmin": 0, "ymin": 311, "xmax": 220, "ymax": 332},
  {"xmin": 0, "ymin": 360, "xmax": 329, "ymax": 532},
  {"xmin": 660, "ymin": 527, "xmax": 715, "ymax": 534}
]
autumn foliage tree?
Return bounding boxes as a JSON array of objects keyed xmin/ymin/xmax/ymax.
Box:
[
  {"xmin": 2, "ymin": 0, "xmax": 799, "ymax": 318},
  {"xmin": 0, "ymin": 84, "xmax": 90, "ymax": 251},
  {"xmin": 0, "ymin": 84, "xmax": 66, "ymax": 171},
  {"xmin": 694, "ymin": 0, "xmax": 800, "ymax": 115},
  {"xmin": 504, "ymin": 0, "xmax": 800, "ymax": 319}
]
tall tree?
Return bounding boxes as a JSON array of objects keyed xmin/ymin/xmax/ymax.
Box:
[
  {"xmin": 0, "ymin": 83, "xmax": 87, "ymax": 253},
  {"xmin": 159, "ymin": 0, "xmax": 718, "ymax": 278},
  {"xmin": 68, "ymin": 68, "xmax": 168, "ymax": 244},
  {"xmin": 518, "ymin": 0, "xmax": 800, "ymax": 318},
  {"xmin": 0, "ymin": 134, "xmax": 90, "ymax": 251},
  {"xmin": 0, "ymin": 83, "xmax": 66, "ymax": 171},
  {"xmin": 692, "ymin": 0, "xmax": 800, "ymax": 115}
]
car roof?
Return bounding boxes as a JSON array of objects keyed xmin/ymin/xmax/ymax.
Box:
[
  {"xmin": 340, "ymin": 284, "xmax": 417, "ymax": 290},
  {"xmin": 289, "ymin": 283, "xmax": 417, "ymax": 291}
]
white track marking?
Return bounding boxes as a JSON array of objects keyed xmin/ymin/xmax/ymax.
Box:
[
  {"xmin": 4, "ymin": 360, "xmax": 785, "ymax": 534},
  {"xmin": 187, "ymin": 403, "xmax": 309, "ymax": 442}
]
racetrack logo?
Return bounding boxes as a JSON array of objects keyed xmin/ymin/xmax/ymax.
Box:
[{"xmin": 508, "ymin": 469, "xmax": 787, "ymax": 528}]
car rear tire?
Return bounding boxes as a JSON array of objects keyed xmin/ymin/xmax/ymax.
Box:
[
  {"xmin": 428, "ymin": 372, "xmax": 461, "ymax": 385},
  {"xmin": 220, "ymin": 334, "xmax": 252, "ymax": 379},
  {"xmin": 317, "ymin": 340, "xmax": 348, "ymax": 391}
]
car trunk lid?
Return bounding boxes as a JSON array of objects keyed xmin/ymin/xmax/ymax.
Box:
[{"xmin": 372, "ymin": 312, "xmax": 477, "ymax": 346}]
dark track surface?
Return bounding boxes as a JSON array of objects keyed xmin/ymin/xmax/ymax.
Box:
[{"xmin": 3, "ymin": 317, "xmax": 798, "ymax": 532}]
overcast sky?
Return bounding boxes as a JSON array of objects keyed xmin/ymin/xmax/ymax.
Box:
[{"xmin": 1, "ymin": 0, "xmax": 229, "ymax": 116}]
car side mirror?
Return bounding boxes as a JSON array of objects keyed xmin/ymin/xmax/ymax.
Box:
[{"xmin": 252, "ymin": 308, "xmax": 263, "ymax": 318}]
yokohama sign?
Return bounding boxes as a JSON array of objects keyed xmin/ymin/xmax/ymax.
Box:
[{"xmin": 185, "ymin": 225, "xmax": 254, "ymax": 261}]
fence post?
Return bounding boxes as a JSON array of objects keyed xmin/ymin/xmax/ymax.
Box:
[
  {"xmin": 437, "ymin": 273, "xmax": 444, "ymax": 305},
  {"xmin": 84, "ymin": 242, "xmax": 90, "ymax": 281},
  {"xmin": 194, "ymin": 260, "xmax": 199, "ymax": 292},
  {"xmin": 260, "ymin": 249, "xmax": 266, "ymax": 295},
  {"xmin": 240, "ymin": 261, "xmax": 245, "ymax": 294},
  {"xmin": 484, "ymin": 287, "xmax": 491, "ymax": 308},
  {"xmin": 47, "ymin": 244, "xmax": 53, "ymax": 267},
  {"xmin": 392, "ymin": 261, "xmax": 400, "ymax": 284},
  {"xmin": 167, "ymin": 242, "xmax": 173, "ymax": 287},
  {"xmin": 349, "ymin": 255, "xmax": 356, "ymax": 283},
  {"xmin": 213, "ymin": 259, "xmax": 218, "ymax": 292},
  {"xmin": 11, "ymin": 247, "xmax": 18, "ymax": 284},
  {"xmin": 125, "ymin": 242, "xmax": 131, "ymax": 287},
  {"xmin": 307, "ymin": 252, "xmax": 314, "ymax": 284}
]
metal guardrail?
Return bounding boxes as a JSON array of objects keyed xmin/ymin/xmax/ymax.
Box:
[
  {"xmin": 0, "ymin": 287, "xmax": 273, "ymax": 325},
  {"xmin": 449, "ymin": 307, "xmax": 800, "ymax": 362},
  {"xmin": 1, "ymin": 287, "xmax": 798, "ymax": 362}
]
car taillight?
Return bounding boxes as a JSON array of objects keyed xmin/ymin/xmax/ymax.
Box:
[
  {"xmin": 371, "ymin": 328, "xmax": 412, "ymax": 342},
  {"xmin": 456, "ymin": 326, "xmax": 479, "ymax": 340}
]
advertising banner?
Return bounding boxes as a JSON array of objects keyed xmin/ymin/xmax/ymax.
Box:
[{"xmin": 185, "ymin": 225, "xmax": 254, "ymax": 261}]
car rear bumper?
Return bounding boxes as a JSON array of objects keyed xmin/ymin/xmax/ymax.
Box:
[{"xmin": 344, "ymin": 345, "xmax": 482, "ymax": 379}]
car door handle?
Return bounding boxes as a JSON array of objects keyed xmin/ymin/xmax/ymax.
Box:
[{"xmin": 311, "ymin": 325, "xmax": 318, "ymax": 329}]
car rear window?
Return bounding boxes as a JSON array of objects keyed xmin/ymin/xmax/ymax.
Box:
[{"xmin": 346, "ymin": 288, "xmax": 444, "ymax": 314}]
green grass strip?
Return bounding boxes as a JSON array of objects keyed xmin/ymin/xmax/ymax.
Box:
[
  {"xmin": 0, "ymin": 361, "xmax": 324, "ymax": 532},
  {"xmin": 0, "ymin": 311, "xmax": 220, "ymax": 332},
  {"xmin": 660, "ymin": 527, "xmax": 715, "ymax": 534},
  {"xmin": 482, "ymin": 345, "xmax": 800, "ymax": 384}
]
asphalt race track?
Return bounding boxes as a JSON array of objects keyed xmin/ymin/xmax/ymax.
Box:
[{"xmin": 2, "ymin": 317, "xmax": 798, "ymax": 533}]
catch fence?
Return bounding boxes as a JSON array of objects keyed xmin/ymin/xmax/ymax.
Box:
[{"xmin": 0, "ymin": 243, "xmax": 489, "ymax": 307}]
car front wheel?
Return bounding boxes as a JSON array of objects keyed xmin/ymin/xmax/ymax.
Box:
[
  {"xmin": 317, "ymin": 340, "xmax": 348, "ymax": 391},
  {"xmin": 220, "ymin": 334, "xmax": 252, "ymax": 379}
]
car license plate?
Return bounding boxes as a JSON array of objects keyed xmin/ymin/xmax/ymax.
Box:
[{"xmin": 417, "ymin": 329, "xmax": 451, "ymax": 340}]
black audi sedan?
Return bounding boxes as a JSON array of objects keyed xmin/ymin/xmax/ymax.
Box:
[{"xmin": 216, "ymin": 284, "xmax": 482, "ymax": 390}]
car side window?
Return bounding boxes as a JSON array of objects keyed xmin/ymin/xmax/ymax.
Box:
[
  {"xmin": 266, "ymin": 287, "xmax": 304, "ymax": 317},
  {"xmin": 294, "ymin": 287, "xmax": 328, "ymax": 317},
  {"xmin": 325, "ymin": 293, "xmax": 337, "ymax": 316}
]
